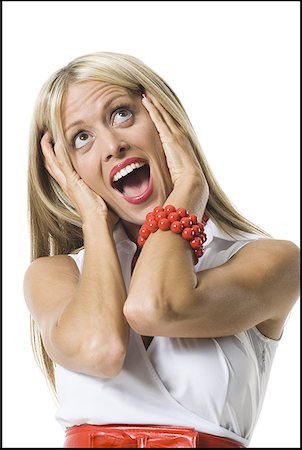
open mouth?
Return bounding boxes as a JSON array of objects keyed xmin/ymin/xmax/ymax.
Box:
[{"xmin": 111, "ymin": 160, "xmax": 152, "ymax": 204}]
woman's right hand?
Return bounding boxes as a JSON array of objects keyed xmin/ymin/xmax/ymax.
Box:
[{"xmin": 41, "ymin": 132, "xmax": 118, "ymax": 228}]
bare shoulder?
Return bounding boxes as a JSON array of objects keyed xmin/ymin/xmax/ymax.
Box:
[
  {"xmin": 233, "ymin": 238, "xmax": 300, "ymax": 304},
  {"xmin": 23, "ymin": 254, "xmax": 80, "ymax": 323},
  {"xmin": 24, "ymin": 254, "xmax": 79, "ymax": 292},
  {"xmin": 234, "ymin": 237, "xmax": 299, "ymax": 261},
  {"xmin": 232, "ymin": 238, "xmax": 300, "ymax": 338},
  {"xmin": 24, "ymin": 254, "xmax": 79, "ymax": 279},
  {"xmin": 234, "ymin": 238, "xmax": 300, "ymax": 278}
]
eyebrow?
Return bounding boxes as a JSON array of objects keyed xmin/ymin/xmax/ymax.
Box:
[
  {"xmin": 64, "ymin": 119, "xmax": 86, "ymax": 135},
  {"xmin": 63, "ymin": 93, "xmax": 132, "ymax": 134}
]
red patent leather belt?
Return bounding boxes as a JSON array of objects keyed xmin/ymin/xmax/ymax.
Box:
[{"xmin": 64, "ymin": 424, "xmax": 246, "ymax": 448}]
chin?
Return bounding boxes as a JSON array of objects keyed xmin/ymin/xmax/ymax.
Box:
[{"xmin": 121, "ymin": 210, "xmax": 149, "ymax": 226}]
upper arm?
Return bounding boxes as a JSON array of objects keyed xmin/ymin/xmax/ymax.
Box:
[
  {"xmin": 23, "ymin": 255, "xmax": 80, "ymax": 355},
  {"xmin": 193, "ymin": 239, "xmax": 300, "ymax": 339},
  {"xmin": 128, "ymin": 239, "xmax": 300, "ymax": 340}
]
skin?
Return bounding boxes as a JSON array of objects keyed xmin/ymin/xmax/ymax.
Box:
[
  {"xmin": 23, "ymin": 81, "xmax": 300, "ymax": 378},
  {"xmin": 60, "ymin": 83, "xmax": 174, "ymax": 231}
]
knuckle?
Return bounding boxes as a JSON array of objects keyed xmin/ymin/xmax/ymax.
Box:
[
  {"xmin": 159, "ymin": 133, "xmax": 172, "ymax": 144},
  {"xmin": 56, "ymin": 159, "xmax": 64, "ymax": 169}
]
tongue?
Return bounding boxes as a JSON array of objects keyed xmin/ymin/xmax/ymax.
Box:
[{"xmin": 122, "ymin": 166, "xmax": 149, "ymax": 197}]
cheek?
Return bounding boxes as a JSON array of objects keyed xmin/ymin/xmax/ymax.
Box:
[
  {"xmin": 71, "ymin": 153, "xmax": 102, "ymax": 189},
  {"xmin": 136, "ymin": 119, "xmax": 164, "ymax": 158},
  {"xmin": 145, "ymin": 128, "xmax": 168, "ymax": 168}
]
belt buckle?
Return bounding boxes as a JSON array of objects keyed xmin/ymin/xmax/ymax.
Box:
[{"xmin": 90, "ymin": 426, "xmax": 198, "ymax": 448}]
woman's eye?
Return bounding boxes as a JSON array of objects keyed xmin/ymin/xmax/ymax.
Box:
[
  {"xmin": 112, "ymin": 108, "xmax": 133, "ymax": 126},
  {"xmin": 74, "ymin": 132, "xmax": 94, "ymax": 149}
]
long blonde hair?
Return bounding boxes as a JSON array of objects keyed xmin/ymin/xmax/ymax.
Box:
[{"xmin": 28, "ymin": 51, "xmax": 270, "ymax": 397}]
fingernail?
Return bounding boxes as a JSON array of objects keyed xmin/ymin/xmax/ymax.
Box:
[{"xmin": 142, "ymin": 93, "xmax": 150, "ymax": 102}]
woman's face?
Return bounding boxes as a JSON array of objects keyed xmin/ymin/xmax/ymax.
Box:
[{"xmin": 61, "ymin": 81, "xmax": 173, "ymax": 225}]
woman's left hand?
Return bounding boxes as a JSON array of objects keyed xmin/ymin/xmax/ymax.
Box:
[{"xmin": 142, "ymin": 93, "xmax": 209, "ymax": 211}]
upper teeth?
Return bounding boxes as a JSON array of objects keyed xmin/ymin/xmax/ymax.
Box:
[{"xmin": 112, "ymin": 162, "xmax": 145, "ymax": 182}]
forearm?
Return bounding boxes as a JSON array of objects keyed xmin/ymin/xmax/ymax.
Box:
[
  {"xmin": 124, "ymin": 179, "xmax": 208, "ymax": 333},
  {"xmin": 53, "ymin": 217, "xmax": 129, "ymax": 377}
]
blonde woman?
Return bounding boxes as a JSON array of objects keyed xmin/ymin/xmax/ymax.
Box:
[{"xmin": 24, "ymin": 52, "xmax": 300, "ymax": 448}]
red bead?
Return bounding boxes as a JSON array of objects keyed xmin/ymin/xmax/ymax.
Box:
[
  {"xmin": 192, "ymin": 224, "xmax": 201, "ymax": 236},
  {"xmin": 202, "ymin": 213, "xmax": 209, "ymax": 223},
  {"xmin": 147, "ymin": 220, "xmax": 159, "ymax": 232},
  {"xmin": 137, "ymin": 236, "xmax": 145, "ymax": 247},
  {"xmin": 188, "ymin": 214, "xmax": 198, "ymax": 224},
  {"xmin": 170, "ymin": 221, "xmax": 183, "ymax": 233},
  {"xmin": 200, "ymin": 232, "xmax": 207, "ymax": 243},
  {"xmin": 190, "ymin": 237, "xmax": 202, "ymax": 249},
  {"xmin": 154, "ymin": 211, "xmax": 168, "ymax": 221},
  {"xmin": 180, "ymin": 217, "xmax": 193, "ymax": 228},
  {"xmin": 158, "ymin": 218, "xmax": 171, "ymax": 231},
  {"xmin": 139, "ymin": 208, "xmax": 206, "ymax": 255},
  {"xmin": 164, "ymin": 205, "xmax": 176, "ymax": 214},
  {"xmin": 146, "ymin": 212, "xmax": 155, "ymax": 221},
  {"xmin": 153, "ymin": 206, "xmax": 164, "ymax": 214},
  {"xmin": 139, "ymin": 225, "xmax": 151, "ymax": 238},
  {"xmin": 182, "ymin": 227, "xmax": 195, "ymax": 240},
  {"xmin": 177, "ymin": 207, "xmax": 189, "ymax": 218},
  {"xmin": 194, "ymin": 247, "xmax": 204, "ymax": 258},
  {"xmin": 168, "ymin": 212, "xmax": 181, "ymax": 222},
  {"xmin": 198, "ymin": 222, "xmax": 204, "ymax": 232}
]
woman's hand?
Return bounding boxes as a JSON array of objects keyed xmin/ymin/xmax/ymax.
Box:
[
  {"xmin": 141, "ymin": 93, "xmax": 209, "ymax": 213},
  {"xmin": 41, "ymin": 132, "xmax": 119, "ymax": 228}
]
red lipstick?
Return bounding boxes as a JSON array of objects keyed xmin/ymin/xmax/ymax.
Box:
[
  {"xmin": 110, "ymin": 157, "xmax": 153, "ymax": 204},
  {"xmin": 110, "ymin": 157, "xmax": 147, "ymax": 184}
]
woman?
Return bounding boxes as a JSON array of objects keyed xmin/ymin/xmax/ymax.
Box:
[{"xmin": 23, "ymin": 51, "xmax": 300, "ymax": 448}]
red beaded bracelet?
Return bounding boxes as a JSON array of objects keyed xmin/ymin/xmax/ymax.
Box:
[{"xmin": 137, "ymin": 205, "xmax": 208, "ymax": 265}]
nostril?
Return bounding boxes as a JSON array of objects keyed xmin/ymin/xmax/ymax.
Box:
[
  {"xmin": 118, "ymin": 144, "xmax": 130, "ymax": 154},
  {"xmin": 104, "ymin": 144, "xmax": 129, "ymax": 162}
]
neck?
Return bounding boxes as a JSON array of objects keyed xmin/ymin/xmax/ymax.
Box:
[{"xmin": 121, "ymin": 219, "xmax": 141, "ymax": 244}]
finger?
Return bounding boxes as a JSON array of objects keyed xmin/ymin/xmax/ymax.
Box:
[
  {"xmin": 44, "ymin": 161, "xmax": 57, "ymax": 180},
  {"xmin": 41, "ymin": 133, "xmax": 67, "ymax": 188},
  {"xmin": 52, "ymin": 141, "xmax": 75, "ymax": 179},
  {"xmin": 42, "ymin": 132, "xmax": 76, "ymax": 182},
  {"xmin": 143, "ymin": 94, "xmax": 201, "ymax": 175},
  {"xmin": 142, "ymin": 94, "xmax": 173, "ymax": 142},
  {"xmin": 41, "ymin": 133, "xmax": 61, "ymax": 175},
  {"xmin": 145, "ymin": 92, "xmax": 179, "ymax": 133},
  {"xmin": 40, "ymin": 132, "xmax": 55, "ymax": 160}
]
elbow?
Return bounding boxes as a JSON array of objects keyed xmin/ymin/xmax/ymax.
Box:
[
  {"xmin": 51, "ymin": 330, "xmax": 128, "ymax": 378},
  {"xmin": 124, "ymin": 293, "xmax": 188, "ymax": 336},
  {"xmin": 89, "ymin": 338, "xmax": 127, "ymax": 378},
  {"xmin": 94, "ymin": 343, "xmax": 127, "ymax": 378}
]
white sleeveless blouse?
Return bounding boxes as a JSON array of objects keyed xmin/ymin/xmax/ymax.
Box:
[{"xmin": 54, "ymin": 219, "xmax": 279, "ymax": 447}]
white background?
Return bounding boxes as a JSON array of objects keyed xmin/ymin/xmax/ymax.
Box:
[{"xmin": 2, "ymin": 1, "xmax": 300, "ymax": 448}]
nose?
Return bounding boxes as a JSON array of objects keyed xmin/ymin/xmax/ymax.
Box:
[{"xmin": 101, "ymin": 129, "xmax": 130, "ymax": 162}]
